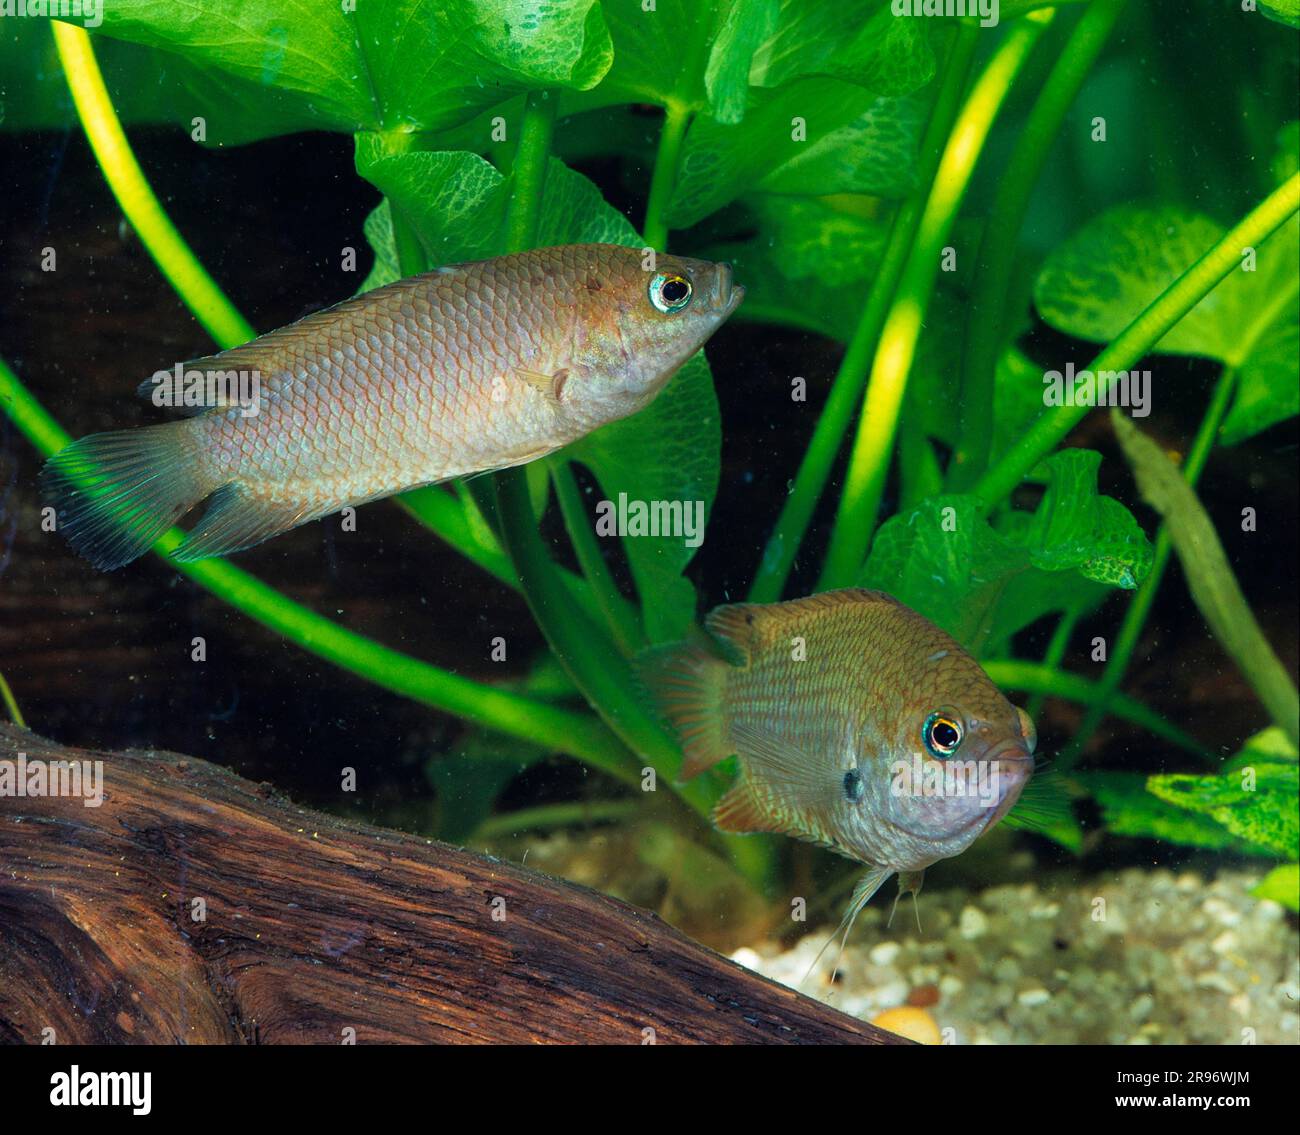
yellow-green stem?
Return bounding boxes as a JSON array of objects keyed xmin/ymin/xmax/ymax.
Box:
[
  {"xmin": 0, "ymin": 670, "xmax": 27, "ymax": 729},
  {"xmin": 973, "ymin": 173, "xmax": 1300, "ymax": 512},
  {"xmin": 747, "ymin": 23, "xmax": 982, "ymax": 603},
  {"xmin": 950, "ymin": 0, "xmax": 1129, "ymax": 489},
  {"xmin": 550, "ymin": 460, "xmax": 645, "ymax": 655},
  {"xmin": 51, "ymin": 22, "xmax": 254, "ymax": 348},
  {"xmin": 817, "ymin": 12, "xmax": 1055, "ymax": 590}
]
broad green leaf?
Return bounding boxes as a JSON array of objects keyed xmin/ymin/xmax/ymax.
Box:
[
  {"xmin": 1021, "ymin": 449, "xmax": 1152, "ymax": 588},
  {"xmin": 591, "ymin": 0, "xmax": 933, "ymax": 121},
  {"xmin": 570, "ymin": 352, "xmax": 719, "ymax": 642},
  {"xmin": 670, "ymin": 79, "xmax": 921, "ymax": 226},
  {"xmin": 1034, "ymin": 204, "xmax": 1300, "ymax": 444},
  {"xmin": 354, "ymin": 144, "xmax": 719, "ymax": 642},
  {"xmin": 1223, "ymin": 319, "xmax": 1300, "ymax": 444},
  {"xmin": 1260, "ymin": 0, "xmax": 1300, "ymax": 29},
  {"xmin": 1226, "ymin": 726, "xmax": 1299, "ymax": 771},
  {"xmin": 860, "ymin": 495, "xmax": 1028, "ymax": 648},
  {"xmin": 1076, "ymin": 771, "xmax": 1279, "ymax": 856},
  {"xmin": 1148, "ymin": 762, "xmax": 1299, "ymax": 861},
  {"xmin": 705, "ymin": 0, "xmax": 782, "ymax": 125},
  {"xmin": 356, "ymin": 138, "xmax": 509, "ymax": 267},
  {"xmin": 1252, "ymin": 864, "xmax": 1299, "ymax": 912},
  {"xmin": 860, "ymin": 458, "xmax": 1151, "ymax": 651},
  {"xmin": 81, "ymin": 0, "xmax": 612, "ymax": 134},
  {"xmin": 358, "ymin": 201, "xmax": 402, "ymax": 295},
  {"xmin": 744, "ymin": 0, "xmax": 934, "ymax": 98},
  {"xmin": 0, "ymin": 19, "xmax": 332, "ymax": 142}
]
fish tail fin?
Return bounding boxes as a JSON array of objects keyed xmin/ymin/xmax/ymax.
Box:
[
  {"xmin": 41, "ymin": 421, "xmax": 211, "ymax": 571},
  {"xmin": 637, "ymin": 639, "xmax": 732, "ymax": 779}
]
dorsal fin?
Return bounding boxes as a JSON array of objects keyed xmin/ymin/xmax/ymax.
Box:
[{"xmin": 703, "ymin": 589, "xmax": 901, "ymax": 665}]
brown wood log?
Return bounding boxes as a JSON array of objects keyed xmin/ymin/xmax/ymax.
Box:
[{"xmin": 0, "ymin": 724, "xmax": 903, "ymax": 1045}]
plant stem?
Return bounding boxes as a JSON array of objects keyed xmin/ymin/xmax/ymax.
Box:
[
  {"xmin": 50, "ymin": 22, "xmax": 254, "ymax": 349},
  {"xmin": 746, "ymin": 22, "xmax": 981, "ymax": 603},
  {"xmin": 982, "ymin": 660, "xmax": 1212, "ymax": 757},
  {"xmin": 504, "ymin": 91, "xmax": 558, "ymax": 253},
  {"xmin": 1060, "ymin": 367, "xmax": 1238, "ymax": 764},
  {"xmin": 488, "ymin": 92, "xmax": 773, "ymax": 884},
  {"xmin": 0, "ymin": 354, "xmax": 638, "ymax": 782},
  {"xmin": 642, "ymin": 100, "xmax": 692, "ymax": 251},
  {"xmin": 0, "ymin": 669, "xmax": 27, "ymax": 729},
  {"xmin": 489, "ymin": 93, "xmax": 693, "ymax": 786},
  {"xmin": 972, "ymin": 172, "xmax": 1300, "ymax": 513},
  {"xmin": 1026, "ymin": 604, "xmax": 1081, "ymax": 722},
  {"xmin": 898, "ymin": 400, "xmax": 944, "ymax": 512},
  {"xmin": 473, "ymin": 800, "xmax": 640, "ymax": 840},
  {"xmin": 817, "ymin": 12, "xmax": 1055, "ymax": 591},
  {"xmin": 950, "ymin": 0, "xmax": 1129, "ymax": 490},
  {"xmin": 550, "ymin": 460, "xmax": 645, "ymax": 655},
  {"xmin": 641, "ymin": 1, "xmax": 718, "ymax": 251},
  {"xmin": 396, "ymin": 487, "xmax": 517, "ymax": 587}
]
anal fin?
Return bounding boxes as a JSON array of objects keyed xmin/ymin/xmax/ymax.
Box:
[{"xmin": 172, "ymin": 485, "xmax": 317, "ymax": 562}]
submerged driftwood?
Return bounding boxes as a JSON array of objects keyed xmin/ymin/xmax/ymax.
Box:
[{"xmin": 0, "ymin": 724, "xmax": 901, "ymax": 1044}]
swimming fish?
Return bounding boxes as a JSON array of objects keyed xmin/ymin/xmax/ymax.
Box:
[
  {"xmin": 640, "ymin": 588, "xmax": 1035, "ymax": 957},
  {"xmin": 42, "ymin": 244, "xmax": 744, "ymax": 570}
]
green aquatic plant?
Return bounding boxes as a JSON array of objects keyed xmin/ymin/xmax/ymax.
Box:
[{"xmin": 1, "ymin": 3, "xmax": 1297, "ymax": 903}]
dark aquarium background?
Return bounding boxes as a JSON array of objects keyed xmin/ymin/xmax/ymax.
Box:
[{"xmin": 0, "ymin": 0, "xmax": 1297, "ymax": 1045}]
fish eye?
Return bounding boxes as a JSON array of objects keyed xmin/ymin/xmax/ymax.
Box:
[
  {"xmin": 843, "ymin": 768, "xmax": 863, "ymax": 803},
  {"xmin": 648, "ymin": 273, "xmax": 692, "ymax": 314},
  {"xmin": 923, "ymin": 712, "xmax": 964, "ymax": 758}
]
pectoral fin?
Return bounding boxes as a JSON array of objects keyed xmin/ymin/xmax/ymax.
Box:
[
  {"xmin": 513, "ymin": 367, "xmax": 569, "ymax": 402},
  {"xmin": 712, "ymin": 776, "xmax": 785, "ymax": 834}
]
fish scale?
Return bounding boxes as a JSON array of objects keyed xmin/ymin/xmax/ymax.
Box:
[{"xmin": 42, "ymin": 244, "xmax": 743, "ymax": 570}]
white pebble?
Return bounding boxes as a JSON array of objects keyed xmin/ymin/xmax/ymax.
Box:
[
  {"xmin": 1211, "ymin": 930, "xmax": 1239, "ymax": 955},
  {"xmin": 1017, "ymin": 987, "xmax": 1051, "ymax": 1007},
  {"xmin": 869, "ymin": 941, "xmax": 901, "ymax": 966},
  {"xmin": 959, "ymin": 905, "xmax": 988, "ymax": 939},
  {"xmin": 939, "ymin": 975, "xmax": 964, "ymax": 997},
  {"xmin": 874, "ymin": 980, "xmax": 908, "ymax": 1008}
]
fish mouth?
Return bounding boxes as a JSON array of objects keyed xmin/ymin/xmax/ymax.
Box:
[
  {"xmin": 886, "ymin": 744, "xmax": 1034, "ymax": 841},
  {"xmin": 978, "ymin": 748, "xmax": 1035, "ymax": 830},
  {"xmin": 714, "ymin": 262, "xmax": 745, "ymax": 316}
]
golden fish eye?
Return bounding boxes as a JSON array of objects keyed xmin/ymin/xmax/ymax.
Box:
[
  {"xmin": 923, "ymin": 712, "xmax": 963, "ymax": 758},
  {"xmin": 649, "ymin": 273, "xmax": 692, "ymax": 314}
]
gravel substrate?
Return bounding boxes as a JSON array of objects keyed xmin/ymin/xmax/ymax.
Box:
[{"xmin": 733, "ymin": 868, "xmax": 1299, "ymax": 1044}]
